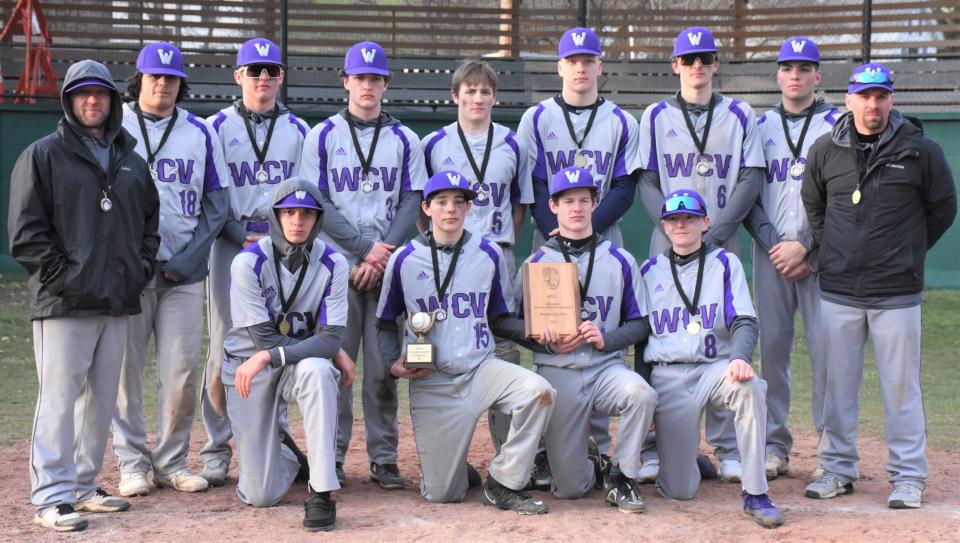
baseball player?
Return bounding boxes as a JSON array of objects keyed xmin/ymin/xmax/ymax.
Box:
[
  {"xmin": 517, "ymin": 26, "xmax": 639, "ymax": 487},
  {"xmin": 9, "ymin": 60, "xmax": 160, "ymax": 532},
  {"xmin": 376, "ymin": 169, "xmax": 555, "ymax": 513},
  {"xmin": 222, "ymin": 178, "xmax": 353, "ymax": 532},
  {"xmin": 742, "ymin": 37, "xmax": 839, "ymax": 480},
  {"xmin": 636, "ymin": 26, "xmax": 766, "ymax": 482},
  {"xmin": 112, "ymin": 42, "xmax": 228, "ymax": 497},
  {"xmin": 300, "ymin": 40, "xmax": 426, "ymax": 489},
  {"xmin": 201, "ymin": 37, "xmax": 310, "ymax": 485},
  {"xmin": 639, "ymin": 190, "xmax": 784, "ymax": 529},
  {"xmin": 421, "ymin": 59, "xmax": 533, "ymax": 452},
  {"xmin": 521, "ymin": 166, "xmax": 656, "ymax": 513}
]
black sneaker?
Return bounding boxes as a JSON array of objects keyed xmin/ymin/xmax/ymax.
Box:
[
  {"xmin": 280, "ymin": 429, "xmax": 310, "ymax": 483},
  {"xmin": 369, "ymin": 462, "xmax": 405, "ymax": 490},
  {"xmin": 466, "ymin": 463, "xmax": 482, "ymax": 489},
  {"xmin": 697, "ymin": 454, "xmax": 718, "ymax": 480},
  {"xmin": 526, "ymin": 451, "xmax": 552, "ymax": 491},
  {"xmin": 335, "ymin": 462, "xmax": 346, "ymax": 486},
  {"xmin": 587, "ymin": 438, "xmax": 611, "ymax": 491},
  {"xmin": 482, "ymin": 476, "xmax": 549, "ymax": 515},
  {"xmin": 603, "ymin": 473, "xmax": 645, "ymax": 514},
  {"xmin": 303, "ymin": 487, "xmax": 336, "ymax": 532}
]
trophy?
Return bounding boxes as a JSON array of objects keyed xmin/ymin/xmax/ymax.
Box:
[{"xmin": 405, "ymin": 311, "xmax": 437, "ymax": 369}]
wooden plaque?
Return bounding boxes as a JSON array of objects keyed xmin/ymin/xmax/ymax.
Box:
[{"xmin": 521, "ymin": 262, "xmax": 581, "ymax": 339}]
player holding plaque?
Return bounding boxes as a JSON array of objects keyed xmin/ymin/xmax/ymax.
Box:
[{"xmin": 376, "ymin": 170, "xmax": 556, "ymax": 513}]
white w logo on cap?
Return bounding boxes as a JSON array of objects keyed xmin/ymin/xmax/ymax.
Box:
[
  {"xmin": 361, "ymin": 48, "xmax": 377, "ymax": 63},
  {"xmin": 157, "ymin": 49, "xmax": 174, "ymax": 65},
  {"xmin": 687, "ymin": 32, "xmax": 703, "ymax": 46},
  {"xmin": 254, "ymin": 43, "xmax": 270, "ymax": 57},
  {"xmin": 445, "ymin": 173, "xmax": 461, "ymax": 185},
  {"xmin": 564, "ymin": 170, "xmax": 581, "ymax": 184},
  {"xmin": 791, "ymin": 40, "xmax": 806, "ymax": 53},
  {"xmin": 571, "ymin": 32, "xmax": 587, "ymax": 46},
  {"xmin": 295, "ymin": 190, "xmax": 307, "ymax": 200}
]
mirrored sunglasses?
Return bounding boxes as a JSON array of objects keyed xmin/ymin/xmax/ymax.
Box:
[
  {"xmin": 850, "ymin": 69, "xmax": 892, "ymax": 85},
  {"xmin": 662, "ymin": 194, "xmax": 705, "ymax": 215}
]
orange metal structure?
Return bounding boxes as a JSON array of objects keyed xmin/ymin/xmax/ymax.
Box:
[{"xmin": 1, "ymin": 0, "xmax": 59, "ymax": 104}]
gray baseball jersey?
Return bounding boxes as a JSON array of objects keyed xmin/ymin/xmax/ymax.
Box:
[
  {"xmin": 376, "ymin": 232, "xmax": 511, "ymax": 375},
  {"xmin": 209, "ymin": 107, "xmax": 309, "ymax": 221},
  {"xmin": 423, "ymin": 122, "xmax": 533, "ymax": 246}
]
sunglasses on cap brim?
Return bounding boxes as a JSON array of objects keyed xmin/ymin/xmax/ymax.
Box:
[
  {"xmin": 242, "ymin": 64, "xmax": 283, "ymax": 78},
  {"xmin": 850, "ymin": 70, "xmax": 893, "ymax": 86},
  {"xmin": 676, "ymin": 53, "xmax": 717, "ymax": 66},
  {"xmin": 661, "ymin": 194, "xmax": 706, "ymax": 216}
]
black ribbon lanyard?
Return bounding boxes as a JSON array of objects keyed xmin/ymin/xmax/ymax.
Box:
[
  {"xmin": 669, "ymin": 246, "xmax": 706, "ymax": 321},
  {"xmin": 429, "ymin": 232, "xmax": 466, "ymax": 310},
  {"xmin": 678, "ymin": 95, "xmax": 715, "ymax": 158},
  {"xmin": 344, "ymin": 112, "xmax": 383, "ymax": 180},
  {"xmin": 134, "ymin": 104, "xmax": 178, "ymax": 171},
  {"xmin": 560, "ymin": 97, "xmax": 600, "ymax": 152},
  {"xmin": 780, "ymin": 105, "xmax": 816, "ymax": 161},
  {"xmin": 456, "ymin": 121, "xmax": 494, "ymax": 184},
  {"xmin": 558, "ymin": 235, "xmax": 598, "ymax": 310},
  {"xmin": 272, "ymin": 246, "xmax": 310, "ymax": 328},
  {"xmin": 240, "ymin": 103, "xmax": 279, "ymax": 168}
]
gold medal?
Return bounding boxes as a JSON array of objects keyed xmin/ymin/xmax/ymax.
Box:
[
  {"xmin": 852, "ymin": 188, "xmax": 862, "ymax": 205},
  {"xmin": 686, "ymin": 320, "xmax": 701, "ymax": 335},
  {"xmin": 574, "ymin": 152, "xmax": 589, "ymax": 168},
  {"xmin": 278, "ymin": 319, "xmax": 291, "ymax": 335}
]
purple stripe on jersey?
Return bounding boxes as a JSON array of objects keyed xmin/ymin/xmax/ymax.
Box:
[
  {"xmin": 640, "ymin": 255, "xmax": 658, "ymax": 277},
  {"xmin": 757, "ymin": 113, "xmax": 768, "ymax": 126},
  {"xmin": 316, "ymin": 244, "xmax": 338, "ymax": 325},
  {"xmin": 288, "ymin": 113, "xmax": 308, "ymax": 137},
  {"xmin": 479, "ymin": 238, "xmax": 510, "ymax": 318},
  {"xmin": 612, "ymin": 107, "xmax": 630, "ymax": 178},
  {"xmin": 715, "ymin": 250, "xmax": 737, "ymax": 329},
  {"xmin": 647, "ymin": 101, "xmax": 668, "ymax": 171},
  {"xmin": 530, "ymin": 249, "xmax": 546, "ymax": 263},
  {"xmin": 241, "ymin": 241, "xmax": 269, "ymax": 280},
  {"xmin": 729, "ymin": 99, "xmax": 749, "ymax": 133},
  {"xmin": 380, "ymin": 242, "xmax": 416, "ymax": 320},
  {"xmin": 186, "ymin": 114, "xmax": 224, "ymax": 193},
  {"xmin": 393, "ymin": 125, "xmax": 414, "ymax": 193},
  {"xmin": 609, "ymin": 245, "xmax": 642, "ymax": 321},
  {"xmin": 505, "ymin": 132, "xmax": 522, "ymax": 203},
  {"xmin": 825, "ymin": 108, "xmax": 841, "ymax": 126},
  {"xmin": 532, "ymin": 104, "xmax": 548, "ymax": 180},
  {"xmin": 212, "ymin": 111, "xmax": 228, "ymax": 133},
  {"xmin": 423, "ymin": 127, "xmax": 447, "ymax": 178},
  {"xmin": 316, "ymin": 119, "xmax": 335, "ymax": 192}
]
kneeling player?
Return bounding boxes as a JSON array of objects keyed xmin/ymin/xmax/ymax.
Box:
[
  {"xmin": 522, "ymin": 167, "xmax": 656, "ymax": 513},
  {"xmin": 639, "ymin": 190, "xmax": 784, "ymax": 528},
  {"xmin": 377, "ymin": 170, "xmax": 555, "ymax": 514},
  {"xmin": 223, "ymin": 178, "xmax": 355, "ymax": 531}
]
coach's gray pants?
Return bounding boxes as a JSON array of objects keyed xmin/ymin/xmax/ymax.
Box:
[
  {"xmin": 752, "ymin": 245, "xmax": 826, "ymax": 459},
  {"xmin": 651, "ymin": 360, "xmax": 768, "ymax": 500},
  {"xmin": 818, "ymin": 300, "xmax": 927, "ymax": 488},
  {"xmin": 30, "ymin": 316, "xmax": 127, "ymax": 513},
  {"xmin": 113, "ymin": 281, "xmax": 204, "ymax": 476},
  {"xmin": 538, "ymin": 359, "xmax": 657, "ymax": 498},
  {"xmin": 336, "ymin": 285, "xmax": 398, "ymax": 465},
  {"xmin": 223, "ymin": 355, "xmax": 341, "ymax": 506},
  {"xmin": 410, "ymin": 359, "xmax": 555, "ymax": 503}
]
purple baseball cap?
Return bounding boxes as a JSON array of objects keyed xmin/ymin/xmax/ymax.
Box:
[
  {"xmin": 777, "ymin": 36, "xmax": 820, "ymax": 64},
  {"xmin": 344, "ymin": 41, "xmax": 389, "ymax": 76},
  {"xmin": 424, "ymin": 170, "xmax": 477, "ymax": 201},
  {"xmin": 237, "ymin": 38, "xmax": 284, "ymax": 67},
  {"xmin": 63, "ymin": 78, "xmax": 118, "ymax": 94},
  {"xmin": 660, "ymin": 189, "xmax": 707, "ymax": 219},
  {"xmin": 673, "ymin": 26, "xmax": 717, "ymax": 57},
  {"xmin": 550, "ymin": 166, "xmax": 597, "ymax": 197},
  {"xmin": 274, "ymin": 189, "xmax": 323, "ymax": 211},
  {"xmin": 137, "ymin": 42, "xmax": 187, "ymax": 78},
  {"xmin": 848, "ymin": 63, "xmax": 894, "ymax": 94},
  {"xmin": 558, "ymin": 27, "xmax": 601, "ymax": 58}
]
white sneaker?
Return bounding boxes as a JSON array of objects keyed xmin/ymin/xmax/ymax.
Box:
[
  {"xmin": 636, "ymin": 459, "xmax": 659, "ymax": 484},
  {"xmin": 719, "ymin": 459, "xmax": 743, "ymax": 483},
  {"xmin": 155, "ymin": 469, "xmax": 209, "ymax": 493},
  {"xmin": 764, "ymin": 454, "xmax": 789, "ymax": 480},
  {"xmin": 201, "ymin": 459, "xmax": 229, "ymax": 487},
  {"xmin": 75, "ymin": 488, "xmax": 130, "ymax": 513},
  {"xmin": 888, "ymin": 481, "xmax": 922, "ymax": 509},
  {"xmin": 810, "ymin": 465, "xmax": 825, "ymax": 481},
  {"xmin": 119, "ymin": 471, "xmax": 150, "ymax": 497},
  {"xmin": 34, "ymin": 504, "xmax": 88, "ymax": 532}
]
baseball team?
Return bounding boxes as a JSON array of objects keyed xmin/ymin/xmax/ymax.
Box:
[{"xmin": 8, "ymin": 24, "xmax": 956, "ymax": 534}]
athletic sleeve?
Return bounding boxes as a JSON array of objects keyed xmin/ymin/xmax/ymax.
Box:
[
  {"xmin": 530, "ymin": 177, "xmax": 557, "ymax": 236},
  {"xmin": 592, "ymin": 172, "xmax": 637, "ymax": 234},
  {"xmin": 229, "ymin": 252, "xmax": 272, "ymax": 328},
  {"xmin": 740, "ymin": 104, "xmax": 766, "ymax": 169},
  {"xmin": 299, "ymin": 124, "xmax": 322, "ymax": 188},
  {"xmin": 403, "ymin": 128, "xmax": 428, "ymax": 192},
  {"xmin": 383, "ymin": 189, "xmax": 422, "ymax": 247},
  {"xmin": 376, "ymin": 244, "xmax": 409, "ymax": 321},
  {"xmin": 800, "ymin": 140, "xmax": 827, "ymax": 250},
  {"xmin": 741, "ymin": 194, "xmax": 781, "ymax": 253},
  {"xmin": 637, "ymin": 169, "xmax": 665, "ymax": 233},
  {"xmin": 317, "ymin": 190, "xmax": 374, "ymax": 257},
  {"xmin": 512, "ymin": 132, "xmax": 535, "ymax": 205},
  {"xmin": 729, "ymin": 315, "xmax": 759, "ymax": 363}
]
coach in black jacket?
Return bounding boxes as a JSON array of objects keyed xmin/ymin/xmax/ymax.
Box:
[
  {"xmin": 800, "ymin": 63, "xmax": 956, "ymax": 510},
  {"xmin": 8, "ymin": 59, "xmax": 159, "ymax": 532}
]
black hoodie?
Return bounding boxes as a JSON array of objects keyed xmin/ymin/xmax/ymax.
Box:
[{"xmin": 8, "ymin": 59, "xmax": 160, "ymax": 319}]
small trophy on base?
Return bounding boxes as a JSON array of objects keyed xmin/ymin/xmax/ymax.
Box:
[{"xmin": 405, "ymin": 311, "xmax": 437, "ymax": 369}]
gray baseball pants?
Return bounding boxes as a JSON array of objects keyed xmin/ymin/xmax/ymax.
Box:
[{"xmin": 487, "ymin": 244, "xmax": 522, "ymax": 452}]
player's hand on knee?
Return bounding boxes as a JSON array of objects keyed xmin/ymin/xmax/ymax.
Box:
[
  {"xmin": 236, "ymin": 351, "xmax": 271, "ymax": 398},
  {"xmin": 242, "ymin": 234, "xmax": 263, "ymax": 249},
  {"xmin": 769, "ymin": 241, "xmax": 807, "ymax": 275},
  {"xmin": 725, "ymin": 358, "xmax": 755, "ymax": 383},
  {"xmin": 334, "ymin": 348, "xmax": 356, "ymax": 386},
  {"xmin": 783, "ymin": 261, "xmax": 813, "ymax": 282},
  {"xmin": 391, "ymin": 355, "xmax": 431, "ymax": 380},
  {"xmin": 579, "ymin": 320, "xmax": 604, "ymax": 350}
]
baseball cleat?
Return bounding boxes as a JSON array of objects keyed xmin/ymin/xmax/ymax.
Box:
[
  {"xmin": 526, "ymin": 451, "xmax": 552, "ymax": 491},
  {"xmin": 335, "ymin": 462, "xmax": 346, "ymax": 486},
  {"xmin": 482, "ymin": 476, "xmax": 549, "ymax": 515},
  {"xmin": 805, "ymin": 473, "xmax": 854, "ymax": 499},
  {"xmin": 587, "ymin": 437, "xmax": 611, "ymax": 491},
  {"xmin": 75, "ymin": 488, "xmax": 130, "ymax": 513},
  {"xmin": 200, "ymin": 459, "xmax": 229, "ymax": 487},
  {"xmin": 887, "ymin": 481, "xmax": 923, "ymax": 509},
  {"xmin": 636, "ymin": 458, "xmax": 659, "ymax": 484},
  {"xmin": 34, "ymin": 504, "xmax": 88, "ymax": 532},
  {"xmin": 118, "ymin": 471, "xmax": 150, "ymax": 497},
  {"xmin": 603, "ymin": 473, "xmax": 646, "ymax": 514},
  {"xmin": 154, "ymin": 469, "xmax": 209, "ymax": 493},
  {"xmin": 742, "ymin": 491, "xmax": 784, "ymax": 528},
  {"xmin": 303, "ymin": 487, "xmax": 336, "ymax": 532},
  {"xmin": 369, "ymin": 462, "xmax": 405, "ymax": 490},
  {"xmin": 719, "ymin": 459, "xmax": 743, "ymax": 483},
  {"xmin": 697, "ymin": 454, "xmax": 718, "ymax": 480},
  {"xmin": 765, "ymin": 454, "xmax": 789, "ymax": 480}
]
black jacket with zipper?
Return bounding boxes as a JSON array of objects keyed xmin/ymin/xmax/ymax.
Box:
[
  {"xmin": 7, "ymin": 60, "xmax": 160, "ymax": 319},
  {"xmin": 801, "ymin": 110, "xmax": 957, "ymax": 298}
]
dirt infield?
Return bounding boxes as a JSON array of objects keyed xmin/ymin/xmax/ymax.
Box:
[{"xmin": 2, "ymin": 418, "xmax": 958, "ymax": 542}]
